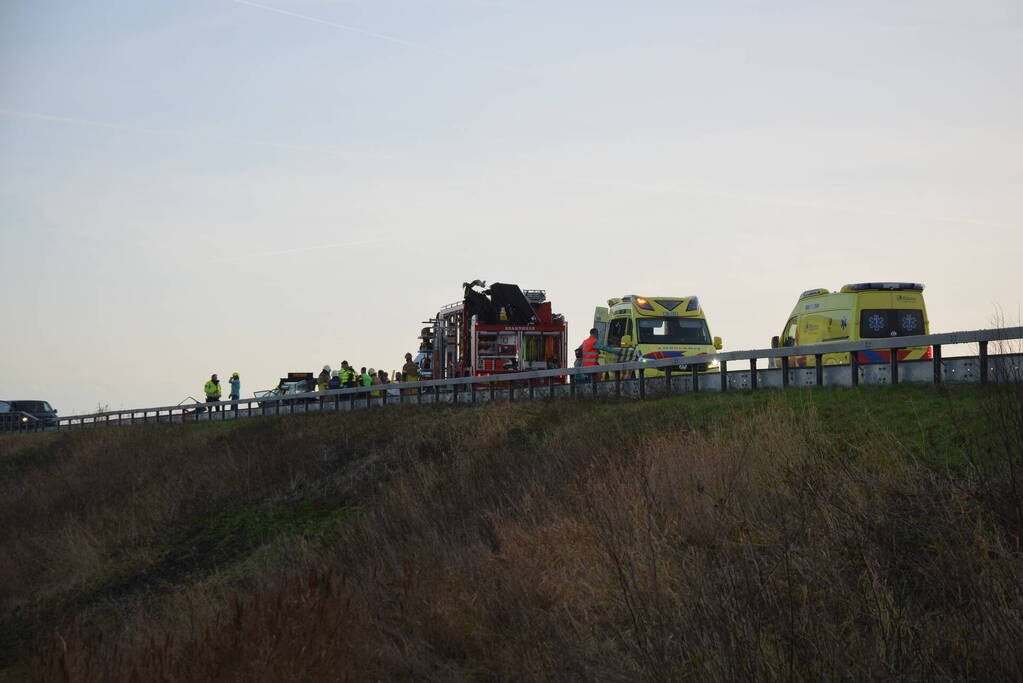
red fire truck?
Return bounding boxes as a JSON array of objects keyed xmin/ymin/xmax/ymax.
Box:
[{"xmin": 416, "ymin": 280, "xmax": 569, "ymax": 380}]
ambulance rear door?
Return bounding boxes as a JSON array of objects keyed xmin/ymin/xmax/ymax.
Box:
[{"xmin": 593, "ymin": 306, "xmax": 610, "ymax": 344}]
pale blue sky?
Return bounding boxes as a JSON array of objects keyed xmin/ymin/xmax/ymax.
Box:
[{"xmin": 2, "ymin": 0, "xmax": 1021, "ymax": 413}]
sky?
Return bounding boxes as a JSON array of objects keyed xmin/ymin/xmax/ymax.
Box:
[{"xmin": 1, "ymin": 0, "xmax": 1021, "ymax": 414}]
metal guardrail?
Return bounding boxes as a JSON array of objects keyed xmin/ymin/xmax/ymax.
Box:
[{"xmin": 39, "ymin": 326, "xmax": 1023, "ymax": 431}]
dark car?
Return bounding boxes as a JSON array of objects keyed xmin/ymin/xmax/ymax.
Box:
[
  {"xmin": 4, "ymin": 400, "xmax": 58, "ymax": 429},
  {"xmin": 0, "ymin": 400, "xmax": 37, "ymax": 431}
]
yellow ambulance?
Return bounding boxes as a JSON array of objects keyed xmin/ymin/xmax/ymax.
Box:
[
  {"xmin": 593, "ymin": 295, "xmax": 722, "ymax": 375},
  {"xmin": 772, "ymin": 282, "xmax": 932, "ymax": 366}
]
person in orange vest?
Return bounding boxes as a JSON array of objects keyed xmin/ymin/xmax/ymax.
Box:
[
  {"xmin": 576, "ymin": 327, "xmax": 622, "ymax": 382},
  {"xmin": 578, "ymin": 328, "xmax": 601, "ymax": 366},
  {"xmin": 577, "ymin": 328, "xmax": 602, "ymax": 381}
]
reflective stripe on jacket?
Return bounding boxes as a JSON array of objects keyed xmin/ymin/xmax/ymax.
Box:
[
  {"xmin": 579, "ymin": 336, "xmax": 601, "ymax": 366},
  {"xmin": 204, "ymin": 380, "xmax": 221, "ymax": 398}
]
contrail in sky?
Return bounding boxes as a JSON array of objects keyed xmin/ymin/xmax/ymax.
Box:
[
  {"xmin": 208, "ymin": 238, "xmax": 392, "ymax": 264},
  {"xmin": 229, "ymin": 0, "xmax": 526, "ymax": 72},
  {"xmin": 230, "ymin": 0, "xmax": 455, "ymax": 57}
]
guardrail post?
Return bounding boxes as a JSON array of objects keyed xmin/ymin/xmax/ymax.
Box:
[
  {"xmin": 614, "ymin": 370, "xmax": 622, "ymax": 399},
  {"xmin": 781, "ymin": 357, "xmax": 790, "ymax": 388},
  {"xmin": 980, "ymin": 341, "xmax": 989, "ymax": 385},
  {"xmin": 720, "ymin": 360, "xmax": 728, "ymax": 392},
  {"xmin": 509, "ymin": 379, "xmax": 516, "ymax": 402},
  {"xmin": 750, "ymin": 358, "xmax": 758, "ymax": 390},
  {"xmin": 850, "ymin": 352, "xmax": 860, "ymax": 387},
  {"xmin": 366, "ymin": 389, "xmax": 372, "ymax": 409},
  {"xmin": 417, "ymin": 386, "xmax": 423, "ymax": 404},
  {"xmin": 692, "ymin": 364, "xmax": 700, "ymax": 393},
  {"xmin": 664, "ymin": 367, "xmax": 672, "ymax": 395},
  {"xmin": 815, "ymin": 354, "xmax": 823, "ymax": 386},
  {"xmin": 933, "ymin": 345, "xmax": 942, "ymax": 383},
  {"xmin": 528, "ymin": 378, "xmax": 535, "ymax": 400},
  {"xmin": 471, "ymin": 381, "xmax": 477, "ymax": 403},
  {"xmin": 490, "ymin": 380, "xmax": 496, "ymax": 402},
  {"xmin": 639, "ymin": 368, "xmax": 646, "ymax": 399},
  {"xmin": 890, "ymin": 349, "xmax": 900, "ymax": 385},
  {"xmin": 591, "ymin": 370, "xmax": 598, "ymax": 397}
]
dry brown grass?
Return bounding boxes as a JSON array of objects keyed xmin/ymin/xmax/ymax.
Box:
[{"xmin": 8, "ymin": 385, "xmax": 1020, "ymax": 682}]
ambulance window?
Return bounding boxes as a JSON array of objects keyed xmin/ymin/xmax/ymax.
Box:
[
  {"xmin": 783, "ymin": 319, "xmax": 798, "ymax": 346},
  {"xmin": 895, "ymin": 310, "xmax": 924, "ymax": 335},
  {"xmin": 860, "ymin": 309, "xmax": 925, "ymax": 338},
  {"xmin": 607, "ymin": 318, "xmax": 627, "ymax": 346}
]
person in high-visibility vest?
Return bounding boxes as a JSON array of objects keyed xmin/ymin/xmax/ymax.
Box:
[
  {"xmin": 579, "ymin": 329, "xmax": 601, "ymax": 365},
  {"xmin": 402, "ymin": 353, "xmax": 420, "ymax": 380},
  {"xmin": 339, "ymin": 361, "xmax": 358, "ymax": 388},
  {"xmin": 401, "ymin": 353, "xmax": 421, "ymax": 395},
  {"xmin": 369, "ymin": 368, "xmax": 383, "ymax": 397},
  {"xmin": 204, "ymin": 374, "xmax": 222, "ymax": 412},
  {"xmin": 317, "ymin": 365, "xmax": 331, "ymax": 392},
  {"xmin": 576, "ymin": 328, "xmax": 620, "ymax": 382}
]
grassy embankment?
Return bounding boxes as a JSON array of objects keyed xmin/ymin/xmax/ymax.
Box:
[{"xmin": 2, "ymin": 384, "xmax": 1022, "ymax": 681}]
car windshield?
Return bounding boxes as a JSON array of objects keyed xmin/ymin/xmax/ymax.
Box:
[
  {"xmin": 637, "ymin": 317, "xmax": 712, "ymax": 345},
  {"xmin": 11, "ymin": 401, "xmax": 53, "ymax": 412}
]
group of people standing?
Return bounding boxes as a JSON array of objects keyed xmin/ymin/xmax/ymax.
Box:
[
  {"xmin": 317, "ymin": 362, "xmax": 386, "ymax": 392},
  {"xmin": 203, "ymin": 372, "xmax": 240, "ymax": 411},
  {"xmin": 316, "ymin": 352, "xmax": 423, "ymax": 396},
  {"xmin": 201, "ymin": 352, "xmax": 425, "ymax": 407}
]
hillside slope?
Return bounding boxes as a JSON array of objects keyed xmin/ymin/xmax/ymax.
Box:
[{"xmin": 2, "ymin": 385, "xmax": 1022, "ymax": 681}]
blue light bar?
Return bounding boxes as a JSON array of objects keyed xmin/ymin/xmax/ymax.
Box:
[{"xmin": 845, "ymin": 282, "xmax": 924, "ymax": 292}]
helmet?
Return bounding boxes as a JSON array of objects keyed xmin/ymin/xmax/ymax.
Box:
[
  {"xmin": 331, "ymin": 370, "xmax": 340, "ymax": 378},
  {"xmin": 368, "ymin": 368, "xmax": 375, "ymax": 374},
  {"xmin": 323, "ymin": 365, "xmax": 331, "ymax": 372},
  {"xmin": 231, "ymin": 372, "xmax": 239, "ymax": 378}
]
